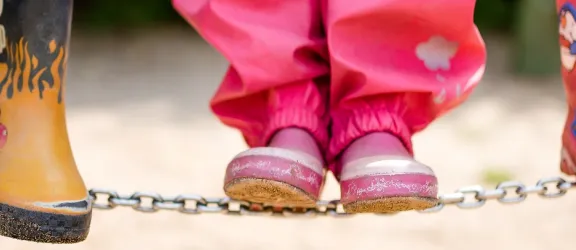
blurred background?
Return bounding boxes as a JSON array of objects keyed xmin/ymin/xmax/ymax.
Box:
[{"xmin": 4, "ymin": 0, "xmax": 576, "ymax": 249}]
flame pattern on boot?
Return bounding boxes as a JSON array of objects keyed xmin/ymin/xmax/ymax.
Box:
[{"xmin": 0, "ymin": 38, "xmax": 65, "ymax": 102}]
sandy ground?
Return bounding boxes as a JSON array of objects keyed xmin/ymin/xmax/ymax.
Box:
[{"xmin": 1, "ymin": 27, "xmax": 575, "ymax": 250}]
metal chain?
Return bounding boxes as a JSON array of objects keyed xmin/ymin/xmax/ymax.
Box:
[{"xmin": 88, "ymin": 176, "xmax": 576, "ymax": 217}]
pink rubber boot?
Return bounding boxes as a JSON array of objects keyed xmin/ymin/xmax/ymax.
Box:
[
  {"xmin": 323, "ymin": 0, "xmax": 485, "ymax": 213},
  {"xmin": 224, "ymin": 128, "xmax": 326, "ymax": 207},
  {"xmin": 172, "ymin": 0, "xmax": 330, "ymax": 207},
  {"xmin": 337, "ymin": 133, "xmax": 438, "ymax": 213}
]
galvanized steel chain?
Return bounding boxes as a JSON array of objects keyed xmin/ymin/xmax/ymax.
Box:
[{"xmin": 88, "ymin": 176, "xmax": 576, "ymax": 216}]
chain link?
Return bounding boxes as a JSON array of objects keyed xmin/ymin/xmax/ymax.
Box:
[{"xmin": 88, "ymin": 176, "xmax": 576, "ymax": 217}]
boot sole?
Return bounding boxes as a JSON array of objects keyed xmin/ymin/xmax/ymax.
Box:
[
  {"xmin": 343, "ymin": 196, "xmax": 438, "ymax": 213},
  {"xmin": 224, "ymin": 178, "xmax": 317, "ymax": 208},
  {"xmin": 0, "ymin": 203, "xmax": 91, "ymax": 243}
]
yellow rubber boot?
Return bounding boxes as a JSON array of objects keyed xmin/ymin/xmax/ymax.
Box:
[{"xmin": 0, "ymin": 0, "xmax": 91, "ymax": 243}]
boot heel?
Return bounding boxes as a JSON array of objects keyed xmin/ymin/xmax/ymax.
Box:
[{"xmin": 0, "ymin": 203, "xmax": 91, "ymax": 243}]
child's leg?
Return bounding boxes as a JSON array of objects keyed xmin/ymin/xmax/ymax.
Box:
[
  {"xmin": 558, "ymin": 0, "xmax": 576, "ymax": 176},
  {"xmin": 173, "ymin": 0, "xmax": 329, "ymax": 206},
  {"xmin": 324, "ymin": 0, "xmax": 486, "ymax": 212},
  {"xmin": 0, "ymin": 0, "xmax": 91, "ymax": 243}
]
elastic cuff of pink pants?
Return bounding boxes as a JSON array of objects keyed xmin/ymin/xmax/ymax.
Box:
[
  {"xmin": 328, "ymin": 109, "xmax": 413, "ymax": 175},
  {"xmin": 260, "ymin": 108, "xmax": 329, "ymax": 153}
]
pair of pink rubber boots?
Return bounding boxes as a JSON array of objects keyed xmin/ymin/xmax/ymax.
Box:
[{"xmin": 223, "ymin": 128, "xmax": 438, "ymax": 213}]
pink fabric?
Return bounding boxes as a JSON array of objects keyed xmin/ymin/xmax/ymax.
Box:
[{"xmin": 173, "ymin": 0, "xmax": 487, "ymax": 172}]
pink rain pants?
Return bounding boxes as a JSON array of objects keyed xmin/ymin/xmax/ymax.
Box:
[{"xmin": 173, "ymin": 0, "xmax": 487, "ymax": 171}]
